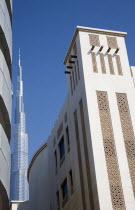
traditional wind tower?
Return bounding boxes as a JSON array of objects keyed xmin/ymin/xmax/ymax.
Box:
[{"xmin": 11, "ymin": 50, "xmax": 29, "ymax": 202}]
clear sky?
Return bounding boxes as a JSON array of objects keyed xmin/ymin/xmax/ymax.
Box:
[{"xmin": 12, "ymin": 0, "xmax": 135, "ymax": 161}]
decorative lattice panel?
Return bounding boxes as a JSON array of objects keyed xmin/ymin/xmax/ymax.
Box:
[
  {"xmin": 97, "ymin": 91, "xmax": 125, "ymax": 210},
  {"xmin": 100, "ymin": 54, "xmax": 106, "ymax": 74},
  {"xmin": 116, "ymin": 93, "xmax": 135, "ymax": 196},
  {"xmin": 91, "ymin": 52, "xmax": 98, "ymax": 73},
  {"xmin": 89, "ymin": 34, "xmax": 100, "ymax": 47},
  {"xmin": 108, "ymin": 54, "xmax": 115, "ymax": 75},
  {"xmin": 107, "ymin": 36, "xmax": 118, "ymax": 49},
  {"xmin": 116, "ymin": 55, "xmax": 123, "ymax": 76}
]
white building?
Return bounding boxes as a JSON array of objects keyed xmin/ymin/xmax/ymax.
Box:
[
  {"xmin": 0, "ymin": 0, "xmax": 12, "ymax": 209},
  {"xmin": 19, "ymin": 26, "xmax": 135, "ymax": 210}
]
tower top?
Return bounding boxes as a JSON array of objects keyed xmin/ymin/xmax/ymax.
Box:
[
  {"xmin": 63, "ymin": 26, "xmax": 127, "ymax": 64},
  {"xmin": 19, "ymin": 48, "xmax": 21, "ymax": 67}
]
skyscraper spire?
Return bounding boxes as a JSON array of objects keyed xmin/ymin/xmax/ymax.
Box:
[{"xmin": 11, "ymin": 50, "xmax": 29, "ymax": 201}]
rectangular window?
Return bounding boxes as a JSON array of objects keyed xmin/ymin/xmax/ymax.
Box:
[
  {"xmin": 69, "ymin": 170, "xmax": 73, "ymax": 194},
  {"xmin": 54, "ymin": 151, "xmax": 57, "ymax": 172},
  {"xmin": 66, "ymin": 126, "xmax": 70, "ymax": 146},
  {"xmin": 56, "ymin": 191, "xmax": 60, "ymax": 209},
  {"xmin": 59, "ymin": 136, "xmax": 65, "ymax": 159},
  {"xmin": 61, "ymin": 178, "xmax": 68, "ymax": 199}
]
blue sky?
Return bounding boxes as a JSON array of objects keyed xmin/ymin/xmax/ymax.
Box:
[{"xmin": 12, "ymin": 0, "xmax": 135, "ymax": 161}]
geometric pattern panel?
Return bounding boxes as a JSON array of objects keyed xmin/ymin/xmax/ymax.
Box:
[
  {"xmin": 91, "ymin": 52, "xmax": 98, "ymax": 73},
  {"xmin": 107, "ymin": 36, "xmax": 118, "ymax": 49},
  {"xmin": 116, "ymin": 55, "xmax": 123, "ymax": 76},
  {"xmin": 89, "ymin": 34, "xmax": 100, "ymax": 47},
  {"xmin": 97, "ymin": 91, "xmax": 125, "ymax": 210},
  {"xmin": 100, "ymin": 54, "xmax": 106, "ymax": 74},
  {"xmin": 108, "ymin": 54, "xmax": 115, "ymax": 75},
  {"xmin": 116, "ymin": 93, "xmax": 135, "ymax": 197}
]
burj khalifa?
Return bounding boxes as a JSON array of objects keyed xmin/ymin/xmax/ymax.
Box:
[{"xmin": 11, "ymin": 51, "xmax": 29, "ymax": 201}]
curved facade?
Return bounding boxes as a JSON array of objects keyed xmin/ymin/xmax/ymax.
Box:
[{"xmin": 0, "ymin": 0, "xmax": 12, "ymax": 209}]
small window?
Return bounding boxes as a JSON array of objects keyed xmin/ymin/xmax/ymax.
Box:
[
  {"xmin": 59, "ymin": 136, "xmax": 65, "ymax": 159},
  {"xmin": 66, "ymin": 126, "xmax": 70, "ymax": 146},
  {"xmin": 54, "ymin": 151, "xmax": 57, "ymax": 171},
  {"xmin": 61, "ymin": 178, "xmax": 68, "ymax": 199},
  {"xmin": 56, "ymin": 191, "xmax": 60, "ymax": 209},
  {"xmin": 69, "ymin": 170, "xmax": 73, "ymax": 187}
]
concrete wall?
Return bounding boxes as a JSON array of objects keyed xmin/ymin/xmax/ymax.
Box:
[
  {"xmin": 0, "ymin": 0, "xmax": 12, "ymax": 209},
  {"xmin": 19, "ymin": 145, "xmax": 50, "ymax": 210}
]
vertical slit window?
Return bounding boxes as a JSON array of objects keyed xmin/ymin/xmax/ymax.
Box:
[
  {"xmin": 59, "ymin": 136, "xmax": 65, "ymax": 160},
  {"xmin": 69, "ymin": 170, "xmax": 73, "ymax": 194},
  {"xmin": 56, "ymin": 191, "xmax": 60, "ymax": 210},
  {"xmin": 61, "ymin": 178, "xmax": 68, "ymax": 200},
  {"xmin": 72, "ymin": 71, "xmax": 75, "ymax": 90},
  {"xmin": 54, "ymin": 151, "xmax": 57, "ymax": 172},
  {"xmin": 70, "ymin": 75, "xmax": 73, "ymax": 95},
  {"xmin": 66, "ymin": 126, "xmax": 70, "ymax": 146},
  {"xmin": 76, "ymin": 60, "xmax": 80, "ymax": 80},
  {"xmin": 74, "ymin": 65, "xmax": 78, "ymax": 85},
  {"xmin": 91, "ymin": 52, "xmax": 98, "ymax": 73}
]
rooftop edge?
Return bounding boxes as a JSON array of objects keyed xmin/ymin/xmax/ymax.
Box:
[{"xmin": 63, "ymin": 26, "xmax": 127, "ymax": 65}]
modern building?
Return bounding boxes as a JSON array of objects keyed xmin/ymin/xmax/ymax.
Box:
[
  {"xmin": 0, "ymin": 0, "xmax": 12, "ymax": 209},
  {"xmin": 19, "ymin": 26, "xmax": 135, "ymax": 210},
  {"xmin": 11, "ymin": 52, "xmax": 29, "ymax": 202}
]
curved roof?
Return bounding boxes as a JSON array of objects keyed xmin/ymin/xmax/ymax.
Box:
[{"xmin": 28, "ymin": 142, "xmax": 47, "ymax": 181}]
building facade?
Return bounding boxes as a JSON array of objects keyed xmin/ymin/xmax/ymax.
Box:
[
  {"xmin": 19, "ymin": 26, "xmax": 135, "ymax": 210},
  {"xmin": 0, "ymin": 0, "xmax": 12, "ymax": 209}
]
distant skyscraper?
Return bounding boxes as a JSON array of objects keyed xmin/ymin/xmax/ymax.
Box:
[{"xmin": 12, "ymin": 51, "xmax": 29, "ymax": 201}]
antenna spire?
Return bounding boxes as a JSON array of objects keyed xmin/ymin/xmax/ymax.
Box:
[{"xmin": 19, "ymin": 48, "xmax": 21, "ymax": 67}]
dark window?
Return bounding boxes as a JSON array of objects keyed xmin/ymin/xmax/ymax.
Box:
[
  {"xmin": 54, "ymin": 151, "xmax": 57, "ymax": 169},
  {"xmin": 66, "ymin": 126, "xmax": 70, "ymax": 146},
  {"xmin": 61, "ymin": 178, "xmax": 68, "ymax": 199},
  {"xmin": 56, "ymin": 191, "xmax": 60, "ymax": 209},
  {"xmin": 69, "ymin": 170, "xmax": 73, "ymax": 187},
  {"xmin": 59, "ymin": 136, "xmax": 65, "ymax": 159}
]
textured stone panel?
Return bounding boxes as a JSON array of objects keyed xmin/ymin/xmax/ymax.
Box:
[
  {"xmin": 108, "ymin": 54, "xmax": 115, "ymax": 75},
  {"xmin": 89, "ymin": 34, "xmax": 100, "ymax": 47},
  {"xmin": 107, "ymin": 36, "xmax": 118, "ymax": 49},
  {"xmin": 115, "ymin": 55, "xmax": 123, "ymax": 76},
  {"xmin": 97, "ymin": 91, "xmax": 125, "ymax": 210},
  {"xmin": 100, "ymin": 54, "xmax": 106, "ymax": 74},
  {"xmin": 91, "ymin": 52, "xmax": 98, "ymax": 73},
  {"xmin": 116, "ymin": 93, "xmax": 135, "ymax": 197}
]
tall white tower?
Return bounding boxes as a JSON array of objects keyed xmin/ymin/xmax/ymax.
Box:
[{"xmin": 12, "ymin": 50, "xmax": 29, "ymax": 202}]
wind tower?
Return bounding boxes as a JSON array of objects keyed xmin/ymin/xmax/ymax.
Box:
[{"xmin": 11, "ymin": 50, "xmax": 29, "ymax": 202}]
